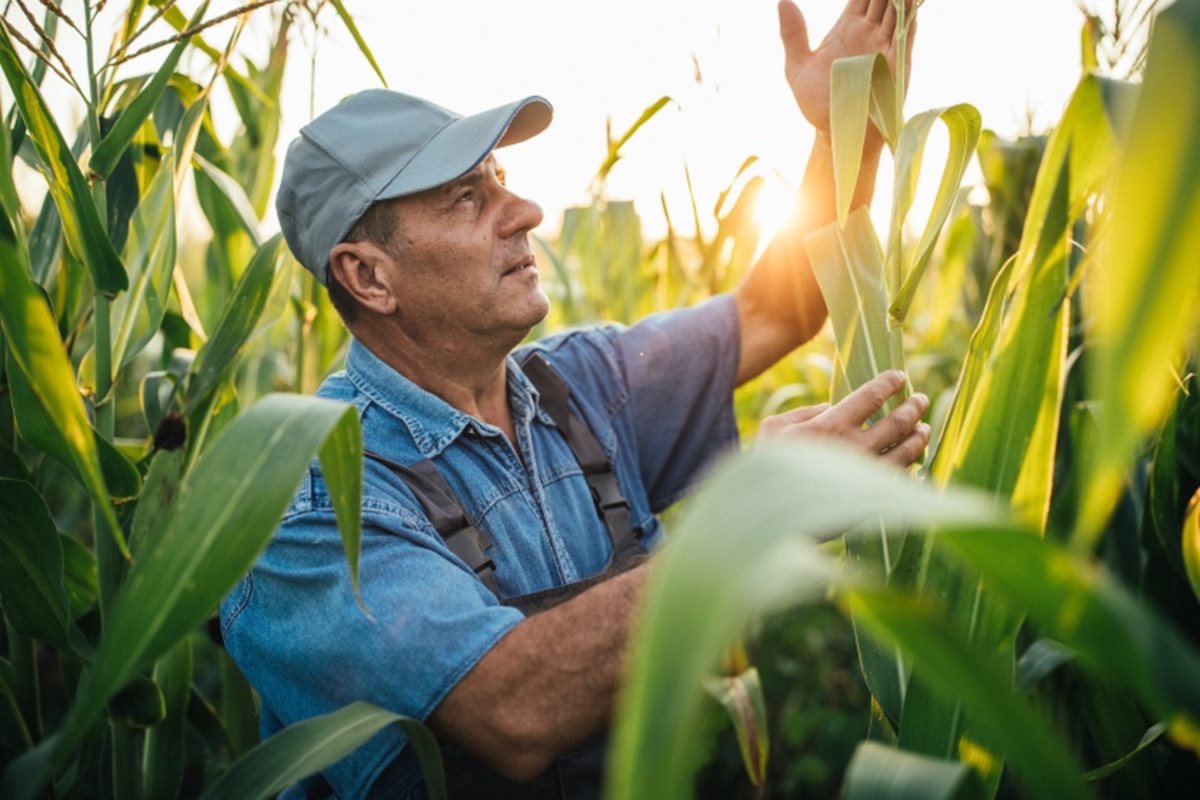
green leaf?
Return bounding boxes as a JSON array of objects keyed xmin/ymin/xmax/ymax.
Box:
[
  {"xmin": 60, "ymin": 534, "xmax": 98, "ymax": 619},
  {"xmin": 847, "ymin": 590, "xmax": 1087, "ymax": 799},
  {"xmin": 843, "ymin": 741, "xmax": 986, "ymax": 800},
  {"xmin": 202, "ymin": 701, "xmax": 446, "ymax": 800},
  {"xmin": 143, "ymin": 637, "xmax": 193, "ymax": 799},
  {"xmin": 186, "ymin": 234, "xmax": 283, "ymax": 411},
  {"xmin": 90, "ymin": 2, "xmax": 210, "ymax": 178},
  {"xmin": 887, "ymin": 104, "xmax": 983, "ymax": 322},
  {"xmin": 129, "ymin": 448, "xmax": 187, "ymax": 556},
  {"xmin": 1179, "ymin": 487, "xmax": 1200, "ymax": 606},
  {"xmin": 0, "ymin": 478, "xmax": 70, "ymax": 647},
  {"xmin": 107, "ymin": 674, "xmax": 165, "ymax": 728},
  {"xmin": 327, "ymin": 0, "xmax": 388, "ymax": 87},
  {"xmin": 0, "ymin": 27, "xmax": 127, "ymax": 295},
  {"xmin": 704, "ymin": 667, "xmax": 768, "ymax": 787},
  {"xmin": 51, "ymin": 394, "xmax": 362, "ymax": 771},
  {"xmin": 111, "ymin": 151, "xmax": 177, "ymax": 371},
  {"xmin": 192, "ymin": 151, "xmax": 262, "ymax": 245},
  {"xmin": 829, "ymin": 53, "xmax": 897, "ymax": 224},
  {"xmin": 0, "ymin": 231, "xmax": 127, "ymax": 551},
  {"xmin": 1081, "ymin": 722, "xmax": 1167, "ymax": 781},
  {"xmin": 608, "ymin": 442, "xmax": 995, "ymax": 800},
  {"xmin": 594, "ymin": 96, "xmax": 673, "ymax": 187},
  {"xmin": 1077, "ymin": 1, "xmax": 1200, "ymax": 540}
]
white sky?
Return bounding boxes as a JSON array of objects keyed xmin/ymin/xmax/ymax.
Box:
[{"xmin": 7, "ymin": 1, "xmax": 1094, "ymax": 238}]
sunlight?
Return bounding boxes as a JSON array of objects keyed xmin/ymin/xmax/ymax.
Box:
[{"xmin": 751, "ymin": 176, "xmax": 799, "ymax": 246}]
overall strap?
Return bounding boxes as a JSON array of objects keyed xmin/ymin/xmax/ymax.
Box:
[
  {"xmin": 519, "ymin": 352, "xmax": 641, "ymax": 562},
  {"xmin": 363, "ymin": 449, "xmax": 500, "ymax": 595}
]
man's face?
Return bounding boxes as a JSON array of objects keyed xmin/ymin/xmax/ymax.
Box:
[{"xmin": 378, "ymin": 154, "xmax": 549, "ymax": 344}]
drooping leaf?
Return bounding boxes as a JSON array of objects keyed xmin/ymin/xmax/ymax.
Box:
[
  {"xmin": 327, "ymin": 0, "xmax": 388, "ymax": 88},
  {"xmin": 0, "ymin": 27, "xmax": 126, "ymax": 295},
  {"xmin": 0, "ymin": 478, "xmax": 70, "ymax": 647},
  {"xmin": 704, "ymin": 666, "xmax": 768, "ymax": 788},
  {"xmin": 47, "ymin": 394, "xmax": 361, "ymax": 776},
  {"xmin": 1077, "ymin": 1, "xmax": 1200, "ymax": 540},
  {"xmin": 608, "ymin": 442, "xmax": 994, "ymax": 800},
  {"xmin": 90, "ymin": 2, "xmax": 210, "ymax": 178},
  {"xmin": 201, "ymin": 702, "xmax": 446, "ymax": 800},
  {"xmin": 829, "ymin": 53, "xmax": 897, "ymax": 224},
  {"xmin": 843, "ymin": 741, "xmax": 986, "ymax": 800}
]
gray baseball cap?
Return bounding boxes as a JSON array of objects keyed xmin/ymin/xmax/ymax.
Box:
[{"xmin": 276, "ymin": 89, "xmax": 553, "ymax": 283}]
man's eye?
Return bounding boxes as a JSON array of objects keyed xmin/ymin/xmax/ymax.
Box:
[{"xmin": 456, "ymin": 189, "xmax": 475, "ymax": 204}]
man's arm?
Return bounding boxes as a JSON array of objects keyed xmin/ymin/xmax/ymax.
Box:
[
  {"xmin": 735, "ymin": 0, "xmax": 915, "ymax": 385},
  {"xmin": 427, "ymin": 563, "xmax": 648, "ymax": 781}
]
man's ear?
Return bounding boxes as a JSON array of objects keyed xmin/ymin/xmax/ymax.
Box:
[{"xmin": 328, "ymin": 241, "xmax": 399, "ymax": 315}]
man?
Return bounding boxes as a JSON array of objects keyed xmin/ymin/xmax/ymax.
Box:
[{"xmin": 220, "ymin": 1, "xmax": 926, "ymax": 797}]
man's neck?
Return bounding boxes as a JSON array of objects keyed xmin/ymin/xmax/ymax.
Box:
[{"xmin": 351, "ymin": 317, "xmax": 520, "ymax": 441}]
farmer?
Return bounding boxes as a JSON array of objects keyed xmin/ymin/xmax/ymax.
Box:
[{"xmin": 220, "ymin": 1, "xmax": 927, "ymax": 797}]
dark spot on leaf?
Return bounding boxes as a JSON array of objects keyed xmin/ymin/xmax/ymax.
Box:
[{"xmin": 154, "ymin": 412, "xmax": 187, "ymax": 451}]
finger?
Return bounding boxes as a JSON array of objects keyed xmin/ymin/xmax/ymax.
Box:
[
  {"xmin": 826, "ymin": 370, "xmax": 907, "ymax": 427},
  {"xmin": 864, "ymin": 392, "xmax": 929, "ymax": 452},
  {"xmin": 777, "ymin": 0, "xmax": 812, "ymax": 60},
  {"xmin": 884, "ymin": 422, "xmax": 930, "ymax": 468},
  {"xmin": 866, "ymin": 0, "xmax": 889, "ymax": 23},
  {"xmin": 778, "ymin": 402, "xmax": 831, "ymax": 425},
  {"xmin": 882, "ymin": 1, "xmax": 897, "ymax": 37},
  {"xmin": 848, "ymin": 0, "xmax": 871, "ymax": 15}
]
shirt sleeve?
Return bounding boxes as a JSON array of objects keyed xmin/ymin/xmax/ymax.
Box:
[
  {"xmin": 613, "ymin": 293, "xmax": 742, "ymax": 510},
  {"xmin": 220, "ymin": 469, "xmax": 525, "ymax": 799}
]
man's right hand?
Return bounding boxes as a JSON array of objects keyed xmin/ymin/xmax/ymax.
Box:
[{"xmin": 756, "ymin": 370, "xmax": 930, "ymax": 467}]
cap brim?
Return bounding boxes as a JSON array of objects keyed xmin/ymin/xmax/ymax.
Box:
[{"xmin": 377, "ymin": 95, "xmax": 552, "ymax": 200}]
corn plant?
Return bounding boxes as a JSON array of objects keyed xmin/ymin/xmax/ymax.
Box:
[
  {"xmin": 610, "ymin": 0, "xmax": 1200, "ymax": 797},
  {"xmin": 0, "ymin": 2, "xmax": 451, "ymax": 797}
]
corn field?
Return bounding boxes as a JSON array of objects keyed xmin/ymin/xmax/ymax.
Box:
[{"xmin": 0, "ymin": 1, "xmax": 1198, "ymax": 799}]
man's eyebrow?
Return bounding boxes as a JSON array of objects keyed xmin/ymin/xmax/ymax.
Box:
[{"xmin": 439, "ymin": 168, "xmax": 484, "ymax": 196}]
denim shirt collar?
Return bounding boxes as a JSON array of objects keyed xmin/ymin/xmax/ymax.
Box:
[{"xmin": 344, "ymin": 338, "xmax": 553, "ymax": 459}]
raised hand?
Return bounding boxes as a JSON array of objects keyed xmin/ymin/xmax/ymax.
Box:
[
  {"xmin": 756, "ymin": 370, "xmax": 930, "ymax": 468},
  {"xmin": 779, "ymin": 0, "xmax": 917, "ymax": 135}
]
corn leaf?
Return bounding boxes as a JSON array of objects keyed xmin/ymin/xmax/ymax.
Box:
[
  {"xmin": 887, "ymin": 104, "xmax": 982, "ymax": 322},
  {"xmin": 143, "ymin": 638, "xmax": 193, "ymax": 799},
  {"xmin": 36, "ymin": 394, "xmax": 362, "ymax": 787},
  {"xmin": 1077, "ymin": 0, "xmax": 1200, "ymax": 541},
  {"xmin": 327, "ymin": 0, "xmax": 388, "ymax": 87},
  {"xmin": 0, "ymin": 27, "xmax": 127, "ymax": 296},
  {"xmin": 112, "ymin": 152, "xmax": 177, "ymax": 371},
  {"xmin": 594, "ymin": 96, "xmax": 672, "ymax": 187},
  {"xmin": 607, "ymin": 442, "xmax": 995, "ymax": 800},
  {"xmin": 0, "ymin": 224, "xmax": 127, "ymax": 550},
  {"xmin": 830, "ymin": 53, "xmax": 897, "ymax": 224},
  {"xmin": 90, "ymin": 2, "xmax": 210, "ymax": 178},
  {"xmin": 186, "ymin": 234, "xmax": 283, "ymax": 411},
  {"xmin": 704, "ymin": 667, "xmax": 769, "ymax": 788},
  {"xmin": 0, "ymin": 479, "xmax": 70, "ymax": 647},
  {"xmin": 1183, "ymin": 488, "xmax": 1200, "ymax": 603},
  {"xmin": 202, "ymin": 701, "xmax": 445, "ymax": 800},
  {"xmin": 843, "ymin": 741, "xmax": 986, "ymax": 800},
  {"xmin": 848, "ymin": 589, "xmax": 1087, "ymax": 799}
]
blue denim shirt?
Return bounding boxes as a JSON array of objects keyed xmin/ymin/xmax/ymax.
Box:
[{"xmin": 220, "ymin": 294, "xmax": 741, "ymax": 799}]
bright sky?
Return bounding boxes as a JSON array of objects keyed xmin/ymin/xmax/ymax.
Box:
[{"xmin": 8, "ymin": 1, "xmax": 1094, "ymax": 239}]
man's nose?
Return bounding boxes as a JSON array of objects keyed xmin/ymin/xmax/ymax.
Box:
[{"xmin": 498, "ymin": 191, "xmax": 543, "ymax": 238}]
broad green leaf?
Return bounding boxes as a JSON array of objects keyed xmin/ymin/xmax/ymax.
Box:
[
  {"xmin": 0, "ymin": 27, "xmax": 127, "ymax": 295},
  {"xmin": 6, "ymin": 354, "xmax": 142, "ymax": 500},
  {"xmin": 805, "ymin": 206, "xmax": 904, "ymax": 413},
  {"xmin": 90, "ymin": 2, "xmax": 210, "ymax": 178},
  {"xmin": 129, "ymin": 448, "xmax": 187, "ymax": 556},
  {"xmin": 0, "ymin": 230, "xmax": 127, "ymax": 551},
  {"xmin": 843, "ymin": 741, "xmax": 986, "ymax": 800},
  {"xmin": 1077, "ymin": 1, "xmax": 1200, "ymax": 541},
  {"xmin": 0, "ymin": 95, "xmax": 27, "ymax": 268},
  {"xmin": 186, "ymin": 234, "xmax": 283, "ymax": 411},
  {"xmin": 107, "ymin": 673, "xmax": 165, "ymax": 728},
  {"xmin": 830, "ymin": 53, "xmax": 897, "ymax": 224},
  {"xmin": 111, "ymin": 152, "xmax": 177, "ymax": 371},
  {"xmin": 608, "ymin": 442, "xmax": 994, "ymax": 800},
  {"xmin": 887, "ymin": 104, "xmax": 982, "ymax": 322},
  {"xmin": 939, "ymin": 529, "xmax": 1200, "ymax": 739},
  {"xmin": 1183, "ymin": 488, "xmax": 1200, "ymax": 603},
  {"xmin": 202, "ymin": 702, "xmax": 446, "ymax": 800},
  {"xmin": 328, "ymin": 0, "xmax": 389, "ymax": 88},
  {"xmin": 704, "ymin": 667, "xmax": 768, "ymax": 788},
  {"xmin": 848, "ymin": 589, "xmax": 1087, "ymax": 799},
  {"xmin": 0, "ymin": 479, "xmax": 69, "ymax": 647},
  {"xmin": 143, "ymin": 637, "xmax": 193, "ymax": 799},
  {"xmin": 51, "ymin": 394, "xmax": 362, "ymax": 771},
  {"xmin": 60, "ymin": 534, "xmax": 97, "ymax": 619},
  {"xmin": 192, "ymin": 152, "xmax": 262, "ymax": 245}
]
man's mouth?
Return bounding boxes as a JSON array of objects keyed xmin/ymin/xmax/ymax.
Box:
[{"xmin": 503, "ymin": 255, "xmax": 537, "ymax": 277}]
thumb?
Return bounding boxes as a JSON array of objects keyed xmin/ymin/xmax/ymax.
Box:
[{"xmin": 777, "ymin": 0, "xmax": 812, "ymax": 61}]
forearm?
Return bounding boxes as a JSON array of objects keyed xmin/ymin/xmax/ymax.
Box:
[
  {"xmin": 428, "ymin": 563, "xmax": 649, "ymax": 780},
  {"xmin": 734, "ymin": 133, "xmax": 883, "ymax": 385}
]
